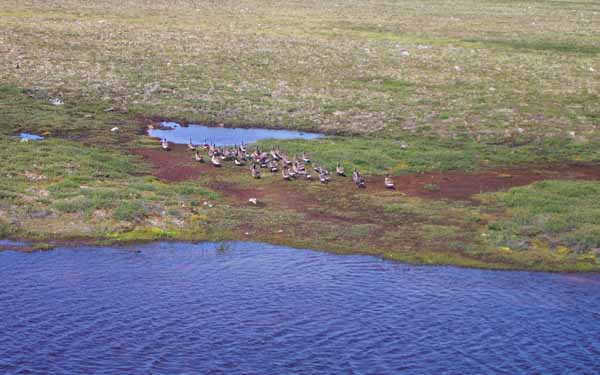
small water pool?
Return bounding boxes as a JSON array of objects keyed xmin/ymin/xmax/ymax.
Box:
[
  {"xmin": 148, "ymin": 122, "xmax": 323, "ymax": 146},
  {"xmin": 18, "ymin": 133, "xmax": 44, "ymax": 140}
]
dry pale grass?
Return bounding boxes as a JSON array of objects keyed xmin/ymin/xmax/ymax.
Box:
[{"xmin": 1, "ymin": 0, "xmax": 599, "ymax": 137}]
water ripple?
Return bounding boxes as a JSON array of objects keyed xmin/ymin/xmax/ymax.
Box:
[{"xmin": 1, "ymin": 241, "xmax": 599, "ymax": 374}]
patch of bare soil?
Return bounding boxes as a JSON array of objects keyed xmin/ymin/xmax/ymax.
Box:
[
  {"xmin": 370, "ymin": 166, "xmax": 600, "ymax": 200},
  {"xmin": 131, "ymin": 144, "xmax": 213, "ymax": 182},
  {"xmin": 131, "ymin": 146, "xmax": 600, "ymax": 203}
]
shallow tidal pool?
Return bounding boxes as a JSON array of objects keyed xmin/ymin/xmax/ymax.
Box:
[{"xmin": 1, "ymin": 241, "xmax": 599, "ymax": 374}]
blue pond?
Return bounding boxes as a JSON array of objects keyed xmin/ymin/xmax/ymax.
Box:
[
  {"xmin": 148, "ymin": 122, "xmax": 323, "ymax": 146},
  {"xmin": 1, "ymin": 241, "xmax": 599, "ymax": 374},
  {"xmin": 18, "ymin": 133, "xmax": 44, "ymax": 140}
]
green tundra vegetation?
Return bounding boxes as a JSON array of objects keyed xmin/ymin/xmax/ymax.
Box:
[{"xmin": 0, "ymin": 0, "xmax": 599, "ymax": 271}]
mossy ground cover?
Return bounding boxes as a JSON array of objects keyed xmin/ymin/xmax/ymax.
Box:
[
  {"xmin": 1, "ymin": 0, "xmax": 599, "ymax": 271},
  {"xmin": 0, "ymin": 134, "xmax": 222, "ymax": 243}
]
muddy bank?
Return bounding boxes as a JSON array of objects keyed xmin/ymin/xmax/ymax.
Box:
[
  {"xmin": 131, "ymin": 145, "xmax": 600, "ymax": 200},
  {"xmin": 368, "ymin": 165, "xmax": 600, "ymax": 200}
]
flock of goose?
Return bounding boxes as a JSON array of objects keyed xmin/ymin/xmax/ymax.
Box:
[{"xmin": 159, "ymin": 138, "xmax": 396, "ymax": 189}]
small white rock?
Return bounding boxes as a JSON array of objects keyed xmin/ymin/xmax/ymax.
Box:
[
  {"xmin": 568, "ymin": 131, "xmax": 576, "ymax": 137},
  {"xmin": 590, "ymin": 67, "xmax": 596, "ymax": 72},
  {"xmin": 110, "ymin": 127, "xmax": 119, "ymax": 132},
  {"xmin": 454, "ymin": 65, "xmax": 462, "ymax": 72},
  {"xmin": 248, "ymin": 198, "xmax": 258, "ymax": 205},
  {"xmin": 516, "ymin": 127, "xmax": 524, "ymax": 134},
  {"xmin": 400, "ymin": 50, "xmax": 410, "ymax": 57}
]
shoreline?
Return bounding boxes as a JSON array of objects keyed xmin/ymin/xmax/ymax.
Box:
[{"xmin": 2, "ymin": 228, "xmax": 599, "ymax": 273}]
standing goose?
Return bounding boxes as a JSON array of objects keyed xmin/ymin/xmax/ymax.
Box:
[
  {"xmin": 352, "ymin": 170, "xmax": 366, "ymax": 188},
  {"xmin": 211, "ymin": 155, "xmax": 222, "ymax": 167},
  {"xmin": 384, "ymin": 174, "xmax": 395, "ymax": 189},
  {"xmin": 161, "ymin": 139, "xmax": 170, "ymax": 151},
  {"xmin": 282, "ymin": 167, "xmax": 292, "ymax": 180},
  {"xmin": 281, "ymin": 155, "xmax": 292, "ymax": 166},
  {"xmin": 302, "ymin": 151, "xmax": 311, "ymax": 164},
  {"xmin": 270, "ymin": 149, "xmax": 281, "ymax": 161},
  {"xmin": 319, "ymin": 171, "xmax": 329, "ymax": 184},
  {"xmin": 188, "ymin": 138, "xmax": 196, "ymax": 150},
  {"xmin": 251, "ymin": 164, "xmax": 261, "ymax": 179},
  {"xmin": 194, "ymin": 150, "xmax": 204, "ymax": 163},
  {"xmin": 268, "ymin": 160, "xmax": 279, "ymax": 172},
  {"xmin": 336, "ymin": 163, "xmax": 346, "ymax": 176}
]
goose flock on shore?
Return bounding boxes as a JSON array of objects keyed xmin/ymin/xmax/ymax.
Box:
[{"xmin": 159, "ymin": 138, "xmax": 395, "ymax": 189}]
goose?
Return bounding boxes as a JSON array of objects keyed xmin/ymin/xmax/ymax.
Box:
[
  {"xmin": 270, "ymin": 149, "xmax": 281, "ymax": 161},
  {"xmin": 251, "ymin": 164, "xmax": 261, "ymax": 179},
  {"xmin": 220, "ymin": 148, "xmax": 229, "ymax": 160},
  {"xmin": 188, "ymin": 138, "xmax": 196, "ymax": 150},
  {"xmin": 161, "ymin": 139, "xmax": 170, "ymax": 151},
  {"xmin": 268, "ymin": 160, "xmax": 279, "ymax": 172},
  {"xmin": 319, "ymin": 171, "xmax": 329, "ymax": 184},
  {"xmin": 194, "ymin": 150, "xmax": 204, "ymax": 163},
  {"xmin": 282, "ymin": 167, "xmax": 292, "ymax": 180},
  {"xmin": 352, "ymin": 170, "xmax": 366, "ymax": 188},
  {"xmin": 384, "ymin": 174, "xmax": 395, "ymax": 189},
  {"xmin": 202, "ymin": 139, "xmax": 210, "ymax": 150},
  {"xmin": 234, "ymin": 158, "xmax": 244, "ymax": 166},
  {"xmin": 239, "ymin": 142, "xmax": 247, "ymax": 153},
  {"xmin": 222, "ymin": 148, "xmax": 235, "ymax": 161},
  {"xmin": 336, "ymin": 163, "xmax": 346, "ymax": 177},
  {"xmin": 288, "ymin": 168, "xmax": 297, "ymax": 178},
  {"xmin": 302, "ymin": 152, "xmax": 311, "ymax": 163},
  {"xmin": 211, "ymin": 155, "xmax": 222, "ymax": 167},
  {"xmin": 292, "ymin": 163, "xmax": 302, "ymax": 176}
]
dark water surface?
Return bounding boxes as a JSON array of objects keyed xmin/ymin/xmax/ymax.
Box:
[
  {"xmin": 1, "ymin": 241, "xmax": 599, "ymax": 374},
  {"xmin": 149, "ymin": 122, "xmax": 323, "ymax": 146}
]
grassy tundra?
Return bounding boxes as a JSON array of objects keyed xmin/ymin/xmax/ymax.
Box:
[{"xmin": 1, "ymin": 0, "xmax": 599, "ymax": 271}]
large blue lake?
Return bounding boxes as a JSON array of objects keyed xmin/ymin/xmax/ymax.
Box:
[{"xmin": 0, "ymin": 241, "xmax": 599, "ymax": 374}]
